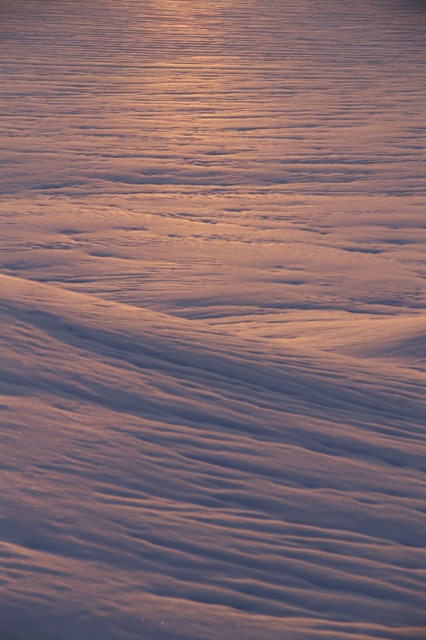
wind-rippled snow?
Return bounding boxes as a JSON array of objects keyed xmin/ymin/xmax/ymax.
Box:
[{"xmin": 1, "ymin": 1, "xmax": 425, "ymax": 639}]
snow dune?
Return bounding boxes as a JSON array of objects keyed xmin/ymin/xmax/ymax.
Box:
[{"xmin": 1, "ymin": 274, "xmax": 425, "ymax": 639}]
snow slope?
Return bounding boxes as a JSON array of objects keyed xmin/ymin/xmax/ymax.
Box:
[
  {"xmin": 1, "ymin": 0, "xmax": 426, "ymax": 638},
  {"xmin": 1, "ymin": 275, "xmax": 425, "ymax": 639}
]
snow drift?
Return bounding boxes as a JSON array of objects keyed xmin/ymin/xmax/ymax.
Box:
[{"xmin": 1, "ymin": 274, "xmax": 425, "ymax": 639}]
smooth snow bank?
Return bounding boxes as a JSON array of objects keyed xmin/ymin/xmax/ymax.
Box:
[
  {"xmin": 1, "ymin": 274, "xmax": 425, "ymax": 640},
  {"xmin": 214, "ymin": 311, "xmax": 426, "ymax": 367}
]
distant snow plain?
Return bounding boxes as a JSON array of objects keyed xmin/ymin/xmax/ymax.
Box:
[{"xmin": 1, "ymin": 1, "xmax": 425, "ymax": 638}]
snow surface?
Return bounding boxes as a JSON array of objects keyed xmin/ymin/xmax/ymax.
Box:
[{"xmin": 1, "ymin": 0, "xmax": 426, "ymax": 638}]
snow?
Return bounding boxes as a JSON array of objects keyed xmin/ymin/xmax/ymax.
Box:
[{"xmin": 1, "ymin": 0, "xmax": 426, "ymax": 638}]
